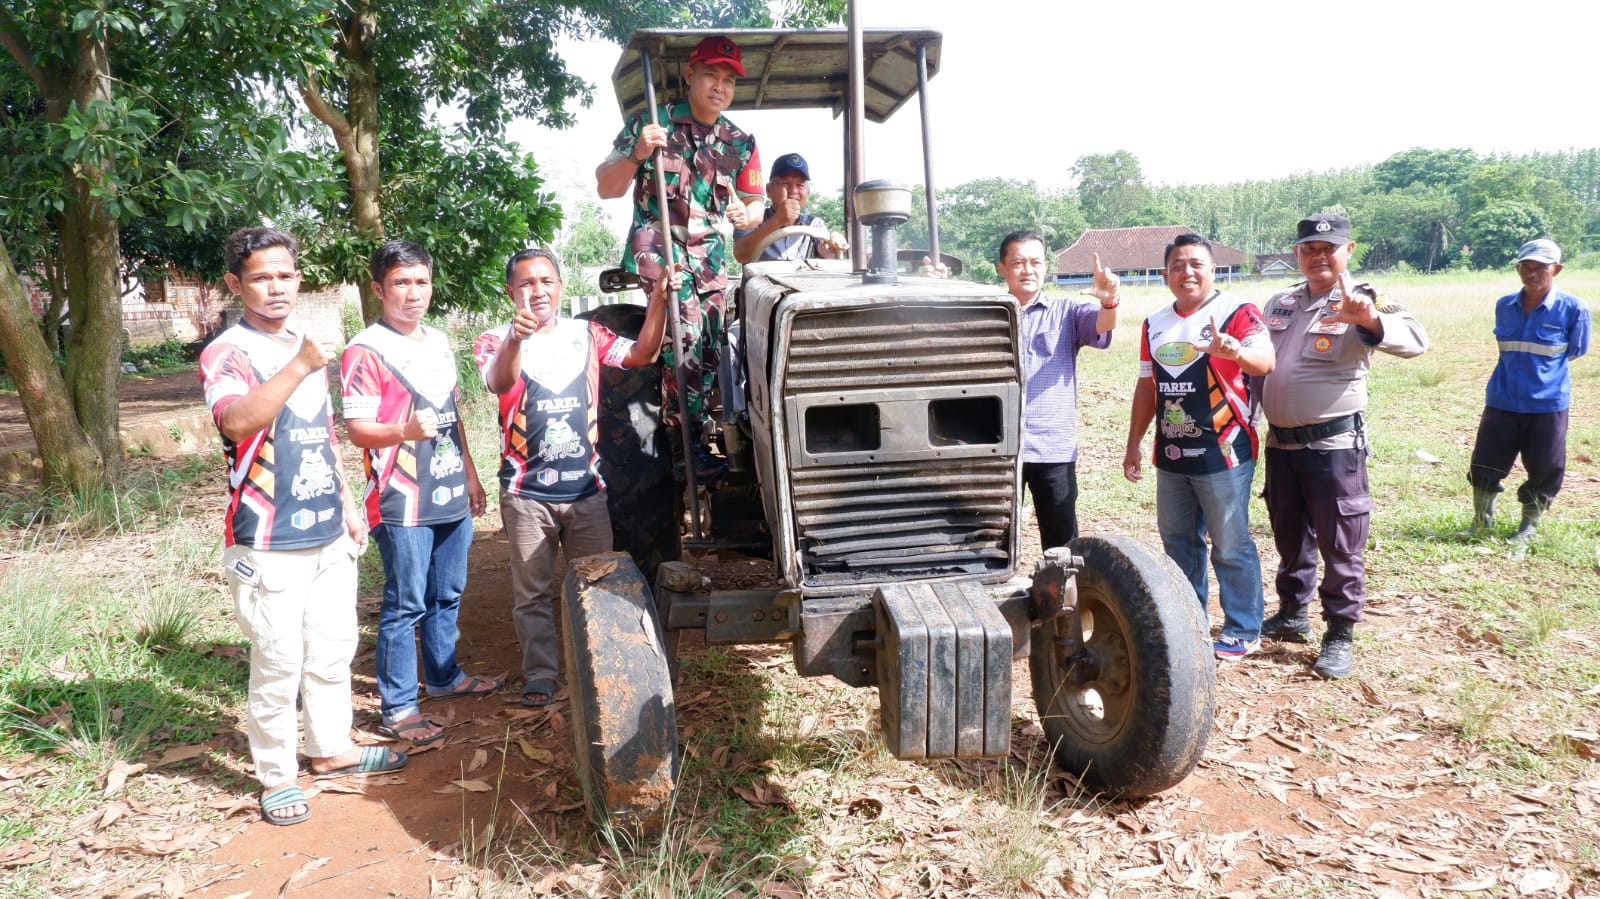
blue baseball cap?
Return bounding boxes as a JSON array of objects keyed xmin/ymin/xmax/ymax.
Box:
[
  {"xmin": 1515, "ymin": 238, "xmax": 1561, "ymax": 265},
  {"xmin": 770, "ymin": 153, "xmax": 810, "ymax": 181}
]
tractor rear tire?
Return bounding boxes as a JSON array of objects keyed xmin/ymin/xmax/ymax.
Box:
[
  {"xmin": 1030, "ymin": 535, "xmax": 1214, "ymax": 797},
  {"xmin": 560, "ymin": 551, "xmax": 678, "ymax": 835}
]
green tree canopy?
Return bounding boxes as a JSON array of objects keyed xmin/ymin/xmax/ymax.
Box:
[
  {"xmin": 1463, "ymin": 201, "xmax": 1549, "ymax": 269},
  {"xmin": 1072, "ymin": 150, "xmax": 1151, "ymax": 229},
  {"xmin": 0, "ymin": 0, "xmax": 335, "ymax": 492}
]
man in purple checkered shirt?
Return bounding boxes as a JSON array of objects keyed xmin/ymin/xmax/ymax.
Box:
[{"xmin": 999, "ymin": 230, "xmax": 1120, "ymax": 549}]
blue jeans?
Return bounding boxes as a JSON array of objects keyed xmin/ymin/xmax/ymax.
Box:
[
  {"xmin": 372, "ymin": 516, "xmax": 473, "ymax": 723},
  {"xmin": 1155, "ymin": 460, "xmax": 1264, "ymax": 641}
]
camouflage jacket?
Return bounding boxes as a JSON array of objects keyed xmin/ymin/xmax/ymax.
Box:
[{"xmin": 609, "ymin": 101, "xmax": 762, "ymax": 293}]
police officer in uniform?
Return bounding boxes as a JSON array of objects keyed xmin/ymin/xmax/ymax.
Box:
[{"xmin": 1257, "ymin": 213, "xmax": 1429, "ymax": 679}]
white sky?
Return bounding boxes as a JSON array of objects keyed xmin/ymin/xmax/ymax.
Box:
[{"xmin": 507, "ymin": 0, "xmax": 1600, "ymax": 238}]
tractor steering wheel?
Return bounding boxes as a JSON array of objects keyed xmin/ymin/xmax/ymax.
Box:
[{"xmin": 743, "ymin": 224, "xmax": 846, "ymax": 262}]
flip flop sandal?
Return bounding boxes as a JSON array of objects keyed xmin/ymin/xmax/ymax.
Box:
[
  {"xmin": 377, "ymin": 714, "xmax": 446, "ymax": 747},
  {"xmin": 314, "ymin": 745, "xmax": 409, "ymax": 779},
  {"xmin": 426, "ymin": 674, "xmax": 502, "ymax": 701},
  {"xmin": 520, "ymin": 678, "xmax": 557, "ymax": 708},
  {"xmin": 260, "ymin": 784, "xmax": 311, "ymax": 826}
]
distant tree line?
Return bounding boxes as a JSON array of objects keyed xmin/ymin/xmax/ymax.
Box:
[{"xmin": 810, "ymin": 147, "xmax": 1600, "ymax": 283}]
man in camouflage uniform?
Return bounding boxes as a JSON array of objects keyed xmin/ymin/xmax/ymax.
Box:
[
  {"xmin": 1257, "ymin": 213, "xmax": 1429, "ymax": 680},
  {"xmin": 595, "ymin": 34, "xmax": 763, "ymax": 481}
]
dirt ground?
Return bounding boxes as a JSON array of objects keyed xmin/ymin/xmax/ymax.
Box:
[
  {"xmin": 0, "ymin": 371, "xmax": 207, "ymax": 454},
  {"xmin": 6, "ymin": 375, "xmax": 1598, "ymax": 897}
]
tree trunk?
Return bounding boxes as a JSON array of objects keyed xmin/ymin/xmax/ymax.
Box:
[
  {"xmin": 299, "ymin": 0, "xmax": 386, "ymax": 324},
  {"xmin": 346, "ymin": 3, "xmax": 384, "ymax": 325},
  {"xmin": 0, "ymin": 235, "xmax": 103, "ymax": 493},
  {"xmin": 55, "ymin": 30, "xmax": 124, "ymax": 481},
  {"xmin": 42, "ymin": 253, "xmax": 66, "ymax": 356}
]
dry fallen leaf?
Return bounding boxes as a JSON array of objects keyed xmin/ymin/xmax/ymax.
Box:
[
  {"xmin": 1516, "ymin": 868, "xmax": 1561, "ymax": 894},
  {"xmin": 151, "ymin": 744, "xmax": 209, "ymax": 768},
  {"xmin": 448, "ymin": 779, "xmax": 493, "ymax": 793},
  {"xmin": 518, "ymin": 739, "xmax": 553, "ymax": 764},
  {"xmin": 467, "ymin": 749, "xmax": 489, "ymax": 773},
  {"xmin": 1442, "ymin": 877, "xmax": 1498, "ymax": 892},
  {"xmin": 0, "ymin": 840, "xmax": 45, "ymax": 867},
  {"xmin": 103, "ymin": 760, "xmax": 148, "ymax": 797}
]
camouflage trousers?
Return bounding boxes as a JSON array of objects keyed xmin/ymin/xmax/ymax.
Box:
[{"xmin": 655, "ymin": 280, "xmax": 725, "ymax": 429}]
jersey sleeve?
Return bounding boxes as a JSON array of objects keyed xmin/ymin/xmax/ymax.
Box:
[
  {"xmin": 473, "ymin": 329, "xmax": 506, "ymax": 387},
  {"xmin": 339, "ymin": 344, "xmax": 386, "ymax": 420},
  {"xmin": 199, "ymin": 341, "xmax": 253, "ymax": 423},
  {"xmin": 590, "ymin": 321, "xmax": 637, "ymax": 369},
  {"xmin": 1226, "ymin": 302, "xmax": 1269, "ymax": 348},
  {"xmin": 1136, "ymin": 319, "xmax": 1153, "ymax": 378}
]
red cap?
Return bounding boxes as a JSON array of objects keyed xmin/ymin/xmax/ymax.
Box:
[{"xmin": 687, "ymin": 35, "xmax": 744, "ymax": 76}]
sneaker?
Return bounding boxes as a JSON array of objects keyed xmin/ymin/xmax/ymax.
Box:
[
  {"xmin": 1213, "ymin": 635, "xmax": 1261, "ymax": 660},
  {"xmin": 1262, "ymin": 605, "xmax": 1313, "ymax": 643}
]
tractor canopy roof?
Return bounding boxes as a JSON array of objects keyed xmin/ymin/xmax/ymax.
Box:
[{"xmin": 611, "ymin": 28, "xmax": 941, "ymax": 124}]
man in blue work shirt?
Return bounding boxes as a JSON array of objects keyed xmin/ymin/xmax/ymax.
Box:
[{"xmin": 1465, "ymin": 238, "xmax": 1590, "ymax": 548}]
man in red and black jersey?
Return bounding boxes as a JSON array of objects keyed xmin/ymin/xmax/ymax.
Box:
[
  {"xmin": 1122, "ymin": 232, "xmax": 1276, "ymax": 662},
  {"xmin": 201, "ymin": 228, "xmax": 404, "ymax": 826},
  {"xmin": 474, "ymin": 248, "xmax": 675, "ymax": 707},
  {"xmin": 342, "ymin": 240, "xmax": 499, "ymax": 748}
]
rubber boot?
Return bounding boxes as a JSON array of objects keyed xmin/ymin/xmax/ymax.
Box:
[
  {"xmin": 1458, "ymin": 488, "xmax": 1496, "ymax": 537},
  {"xmin": 1312, "ymin": 617, "xmax": 1356, "ymax": 680},
  {"xmin": 1510, "ymin": 502, "xmax": 1542, "ymax": 544},
  {"xmin": 1508, "ymin": 502, "xmax": 1543, "ymax": 560}
]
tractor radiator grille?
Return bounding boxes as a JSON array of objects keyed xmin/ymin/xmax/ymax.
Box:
[
  {"xmin": 790, "ymin": 459, "xmax": 1015, "ymax": 586},
  {"xmin": 783, "ymin": 305, "xmax": 1014, "ymax": 391},
  {"xmin": 780, "ymin": 304, "xmax": 1018, "ymax": 588}
]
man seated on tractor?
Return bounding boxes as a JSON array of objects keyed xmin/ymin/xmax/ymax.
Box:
[{"xmin": 733, "ymin": 152, "xmax": 849, "ymax": 264}]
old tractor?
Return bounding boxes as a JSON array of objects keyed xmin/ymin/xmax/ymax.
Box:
[{"xmin": 568, "ymin": 23, "xmax": 1215, "ymax": 834}]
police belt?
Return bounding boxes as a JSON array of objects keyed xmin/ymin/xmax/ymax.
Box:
[{"xmin": 1270, "ymin": 413, "xmax": 1362, "ymax": 445}]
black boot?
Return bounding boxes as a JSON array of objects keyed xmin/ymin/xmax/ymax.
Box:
[
  {"xmin": 668, "ymin": 421, "xmax": 727, "ymax": 483},
  {"xmin": 1313, "ymin": 617, "xmax": 1355, "ymax": 680},
  {"xmin": 1262, "ymin": 602, "xmax": 1312, "ymax": 643}
]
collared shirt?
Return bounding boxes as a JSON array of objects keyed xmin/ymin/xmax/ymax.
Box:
[
  {"xmin": 1259, "ymin": 280, "xmax": 1429, "ymax": 450},
  {"xmin": 609, "ymin": 101, "xmax": 762, "ymax": 293},
  {"xmin": 1486, "ymin": 288, "xmax": 1590, "ymax": 413},
  {"xmin": 733, "ymin": 209, "xmax": 827, "ymax": 261},
  {"xmin": 1138, "ymin": 290, "xmax": 1268, "ymax": 473},
  {"xmin": 1020, "ymin": 293, "xmax": 1112, "ymax": 463}
]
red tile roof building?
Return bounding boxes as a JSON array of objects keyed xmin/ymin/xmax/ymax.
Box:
[{"xmin": 1053, "ymin": 226, "xmax": 1248, "ymax": 282}]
